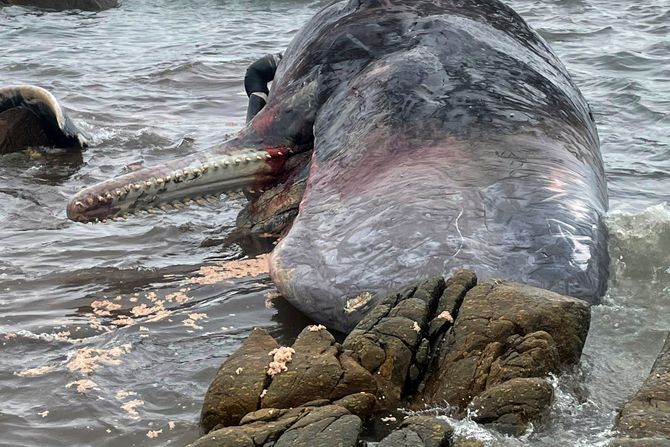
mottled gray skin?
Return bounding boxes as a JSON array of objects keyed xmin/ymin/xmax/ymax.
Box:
[
  {"xmin": 266, "ymin": 0, "xmax": 608, "ymax": 331},
  {"xmin": 68, "ymin": 0, "xmax": 608, "ymax": 333}
]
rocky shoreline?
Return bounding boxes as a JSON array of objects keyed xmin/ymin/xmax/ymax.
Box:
[{"xmin": 189, "ymin": 270, "xmax": 598, "ymax": 446}]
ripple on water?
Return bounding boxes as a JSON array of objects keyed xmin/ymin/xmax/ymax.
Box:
[{"xmin": 1, "ymin": 0, "xmax": 669, "ymax": 445}]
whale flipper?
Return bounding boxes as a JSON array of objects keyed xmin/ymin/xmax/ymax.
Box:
[{"xmin": 0, "ymin": 85, "xmax": 89, "ymax": 155}]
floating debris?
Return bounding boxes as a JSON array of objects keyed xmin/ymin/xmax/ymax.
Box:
[
  {"xmin": 307, "ymin": 324, "xmax": 326, "ymax": 332},
  {"xmin": 115, "ymin": 390, "xmax": 137, "ymax": 400},
  {"xmin": 121, "ymin": 399, "xmax": 144, "ymax": 419},
  {"xmin": 67, "ymin": 344, "xmax": 132, "ymax": 374},
  {"xmin": 146, "ymin": 429, "xmax": 162, "ymax": 438},
  {"xmin": 66, "ymin": 379, "xmax": 98, "ymax": 393},
  {"xmin": 91, "ymin": 300, "xmax": 122, "ymax": 316},
  {"xmin": 183, "ymin": 313, "xmax": 207, "ymax": 330},
  {"xmin": 16, "ymin": 365, "xmax": 56, "ymax": 377}
]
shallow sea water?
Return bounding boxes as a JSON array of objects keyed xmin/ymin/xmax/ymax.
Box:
[{"xmin": 0, "ymin": 0, "xmax": 668, "ymax": 446}]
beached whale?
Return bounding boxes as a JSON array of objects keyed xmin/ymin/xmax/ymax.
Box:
[{"xmin": 67, "ymin": 0, "xmax": 608, "ymax": 332}]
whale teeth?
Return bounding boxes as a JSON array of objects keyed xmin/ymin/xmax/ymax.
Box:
[
  {"xmin": 223, "ymin": 160, "xmax": 230, "ymax": 167},
  {"xmin": 195, "ymin": 198, "xmax": 207, "ymax": 206},
  {"xmin": 86, "ymin": 197, "xmax": 94, "ymax": 206},
  {"xmin": 265, "ymin": 153, "xmax": 272, "ymax": 160},
  {"xmin": 205, "ymin": 195, "xmax": 219, "ymax": 204},
  {"xmin": 184, "ymin": 199, "xmax": 194, "ymax": 206},
  {"xmin": 75, "ymin": 201, "xmax": 84, "ymax": 209},
  {"xmin": 277, "ymin": 151, "xmax": 283, "ymax": 156},
  {"xmin": 105, "ymin": 193, "xmax": 113, "ymax": 200},
  {"xmin": 133, "ymin": 183, "xmax": 142, "ymax": 191},
  {"xmin": 212, "ymin": 162, "xmax": 219, "ymax": 169}
]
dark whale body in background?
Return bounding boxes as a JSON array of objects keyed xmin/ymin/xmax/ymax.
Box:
[
  {"xmin": 0, "ymin": 85, "xmax": 88, "ymax": 155},
  {"xmin": 68, "ymin": 0, "xmax": 608, "ymax": 332},
  {"xmin": 0, "ymin": 0, "xmax": 118, "ymax": 11}
]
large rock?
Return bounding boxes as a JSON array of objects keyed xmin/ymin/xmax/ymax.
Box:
[
  {"xmin": 377, "ymin": 416, "xmax": 453, "ymax": 447},
  {"xmin": 189, "ymin": 403, "xmax": 363, "ymax": 447},
  {"xmin": 612, "ymin": 332, "xmax": 670, "ymax": 446},
  {"xmin": 263, "ymin": 326, "xmax": 376, "ymax": 408},
  {"xmin": 420, "ymin": 280, "xmax": 590, "ymax": 410},
  {"xmin": 197, "ymin": 272, "xmax": 591, "ymax": 443},
  {"xmin": 467, "ymin": 377, "xmax": 554, "ymax": 436},
  {"xmin": 343, "ymin": 276, "xmax": 446, "ymax": 405},
  {"xmin": 201, "ymin": 328, "xmax": 278, "ymax": 432},
  {"xmin": 201, "ymin": 325, "xmax": 377, "ymax": 433}
]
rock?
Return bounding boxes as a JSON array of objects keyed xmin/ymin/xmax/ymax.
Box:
[
  {"xmin": 0, "ymin": 0, "xmax": 119, "ymax": 11},
  {"xmin": 200, "ymin": 328, "xmax": 278, "ymax": 432},
  {"xmin": 274, "ymin": 405, "xmax": 362, "ymax": 447},
  {"xmin": 201, "ymin": 325, "xmax": 376, "ymax": 434},
  {"xmin": 378, "ymin": 415, "xmax": 453, "ymax": 447},
  {"xmin": 343, "ymin": 277, "xmax": 445, "ymax": 404},
  {"xmin": 420, "ymin": 280, "xmax": 590, "ymax": 411},
  {"xmin": 188, "ymin": 404, "xmax": 362, "ymax": 447},
  {"xmin": 467, "ymin": 377, "xmax": 554, "ymax": 435},
  {"xmin": 612, "ymin": 332, "xmax": 670, "ymax": 444},
  {"xmin": 333, "ymin": 392, "xmax": 377, "ymax": 420}
]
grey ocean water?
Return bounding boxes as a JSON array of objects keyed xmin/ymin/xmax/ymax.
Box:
[{"xmin": 0, "ymin": 0, "xmax": 668, "ymax": 445}]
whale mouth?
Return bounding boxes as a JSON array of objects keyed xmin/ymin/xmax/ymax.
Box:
[{"xmin": 66, "ymin": 145, "xmax": 306, "ymax": 223}]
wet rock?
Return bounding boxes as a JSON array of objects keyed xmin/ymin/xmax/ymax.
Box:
[
  {"xmin": 612, "ymin": 332, "xmax": 670, "ymax": 445},
  {"xmin": 200, "ymin": 328, "xmax": 278, "ymax": 432},
  {"xmin": 0, "ymin": 108, "xmax": 51, "ymax": 155},
  {"xmin": 424, "ymin": 271, "xmax": 476, "ymax": 336},
  {"xmin": 420, "ymin": 280, "xmax": 590, "ymax": 411},
  {"xmin": 333, "ymin": 392, "xmax": 377, "ymax": 420},
  {"xmin": 378, "ymin": 415, "xmax": 453, "ymax": 447},
  {"xmin": 197, "ymin": 272, "xmax": 590, "ymax": 443},
  {"xmin": 452, "ymin": 438, "xmax": 486, "ymax": 447},
  {"xmin": 467, "ymin": 377, "xmax": 554, "ymax": 435},
  {"xmin": 343, "ymin": 277, "xmax": 445, "ymax": 404},
  {"xmin": 189, "ymin": 404, "xmax": 362, "ymax": 447},
  {"xmin": 274, "ymin": 405, "xmax": 361, "ymax": 447},
  {"xmin": 201, "ymin": 325, "xmax": 376, "ymax": 434}
]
